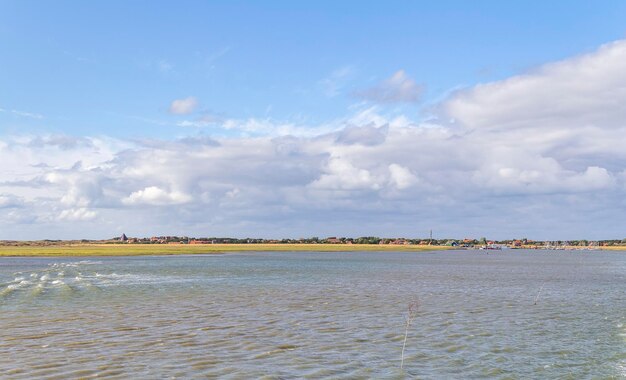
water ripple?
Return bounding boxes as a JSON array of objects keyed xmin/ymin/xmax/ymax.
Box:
[{"xmin": 0, "ymin": 250, "xmax": 624, "ymax": 378}]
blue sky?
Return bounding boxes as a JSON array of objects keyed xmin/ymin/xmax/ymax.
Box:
[
  {"xmin": 3, "ymin": 1, "xmax": 626, "ymax": 137},
  {"xmin": 2, "ymin": 1, "xmax": 626, "ymax": 240}
]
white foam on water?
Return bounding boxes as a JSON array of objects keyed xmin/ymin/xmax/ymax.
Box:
[
  {"xmin": 77, "ymin": 260, "xmax": 102, "ymax": 265},
  {"xmin": 91, "ymin": 273, "xmax": 170, "ymax": 286},
  {"xmin": 0, "ymin": 287, "xmax": 14, "ymax": 297},
  {"xmin": 1, "ymin": 261, "xmax": 110, "ymax": 301},
  {"xmin": 29, "ymin": 284, "xmax": 44, "ymax": 297}
]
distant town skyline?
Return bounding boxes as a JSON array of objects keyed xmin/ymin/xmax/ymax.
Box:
[{"xmin": 2, "ymin": 1, "xmax": 626, "ymax": 240}]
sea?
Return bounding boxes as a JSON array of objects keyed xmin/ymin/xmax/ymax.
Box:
[{"xmin": 0, "ymin": 249, "xmax": 624, "ymax": 379}]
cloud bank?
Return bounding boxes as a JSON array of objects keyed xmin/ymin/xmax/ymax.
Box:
[{"xmin": 3, "ymin": 40, "xmax": 626, "ymax": 240}]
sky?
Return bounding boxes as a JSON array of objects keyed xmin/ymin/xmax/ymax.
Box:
[{"xmin": 2, "ymin": 1, "xmax": 626, "ymax": 240}]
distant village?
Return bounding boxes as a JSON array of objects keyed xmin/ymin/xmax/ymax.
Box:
[
  {"xmin": 3, "ymin": 234, "xmax": 624, "ymax": 249},
  {"xmin": 107, "ymin": 234, "xmax": 624, "ymax": 249}
]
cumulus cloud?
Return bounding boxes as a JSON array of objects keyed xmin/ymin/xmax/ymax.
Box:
[
  {"xmin": 58, "ymin": 208, "xmax": 97, "ymax": 221},
  {"xmin": 355, "ymin": 70, "xmax": 423, "ymax": 103},
  {"xmin": 123, "ymin": 186, "xmax": 192, "ymax": 206},
  {"xmin": 3, "ymin": 40, "xmax": 626, "ymax": 239},
  {"xmin": 310, "ymin": 157, "xmax": 381, "ymax": 191},
  {"xmin": 169, "ymin": 96, "xmax": 198, "ymax": 115},
  {"xmin": 444, "ymin": 40, "xmax": 626, "ymax": 132},
  {"xmin": 388, "ymin": 164, "xmax": 418, "ymax": 190},
  {"xmin": 435, "ymin": 39, "xmax": 626, "ymax": 199},
  {"xmin": 0, "ymin": 194, "xmax": 23, "ymax": 208}
]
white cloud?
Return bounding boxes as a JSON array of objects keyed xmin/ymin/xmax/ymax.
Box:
[
  {"xmin": 0, "ymin": 194, "xmax": 23, "ymax": 208},
  {"xmin": 3, "ymin": 40, "xmax": 626, "ymax": 239},
  {"xmin": 444, "ymin": 40, "xmax": 626, "ymax": 132},
  {"xmin": 123, "ymin": 186, "xmax": 192, "ymax": 206},
  {"xmin": 58, "ymin": 208, "xmax": 97, "ymax": 221},
  {"xmin": 169, "ymin": 96, "xmax": 198, "ymax": 115},
  {"xmin": 355, "ymin": 70, "xmax": 423, "ymax": 103},
  {"xmin": 310, "ymin": 157, "xmax": 381, "ymax": 191},
  {"xmin": 220, "ymin": 117, "xmax": 340, "ymax": 137},
  {"xmin": 388, "ymin": 164, "xmax": 418, "ymax": 190},
  {"xmin": 177, "ymin": 120, "xmax": 210, "ymax": 128}
]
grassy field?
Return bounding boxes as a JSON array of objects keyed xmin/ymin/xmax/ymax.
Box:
[{"xmin": 0, "ymin": 243, "xmax": 451, "ymax": 257}]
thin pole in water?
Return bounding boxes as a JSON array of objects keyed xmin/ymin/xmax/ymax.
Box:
[
  {"xmin": 400, "ymin": 301, "xmax": 419, "ymax": 370},
  {"xmin": 534, "ymin": 283, "xmax": 545, "ymax": 305}
]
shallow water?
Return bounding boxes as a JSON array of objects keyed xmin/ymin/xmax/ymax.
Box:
[{"xmin": 0, "ymin": 250, "xmax": 624, "ymax": 379}]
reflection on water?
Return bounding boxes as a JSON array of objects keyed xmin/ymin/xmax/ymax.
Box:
[{"xmin": 0, "ymin": 250, "xmax": 624, "ymax": 378}]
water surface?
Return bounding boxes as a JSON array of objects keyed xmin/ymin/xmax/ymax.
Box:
[{"xmin": 1, "ymin": 250, "xmax": 624, "ymax": 378}]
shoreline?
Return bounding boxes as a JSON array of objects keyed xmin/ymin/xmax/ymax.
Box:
[
  {"xmin": 0, "ymin": 243, "xmax": 451, "ymax": 257},
  {"xmin": 1, "ymin": 244, "xmax": 624, "ymax": 257}
]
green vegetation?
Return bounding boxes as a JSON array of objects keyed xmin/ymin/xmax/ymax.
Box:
[
  {"xmin": 0, "ymin": 243, "xmax": 450, "ymax": 257},
  {"xmin": 3, "ymin": 234, "xmax": 626, "ymax": 257}
]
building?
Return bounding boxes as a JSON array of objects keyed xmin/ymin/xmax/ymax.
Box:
[{"xmin": 189, "ymin": 240, "xmax": 211, "ymax": 244}]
